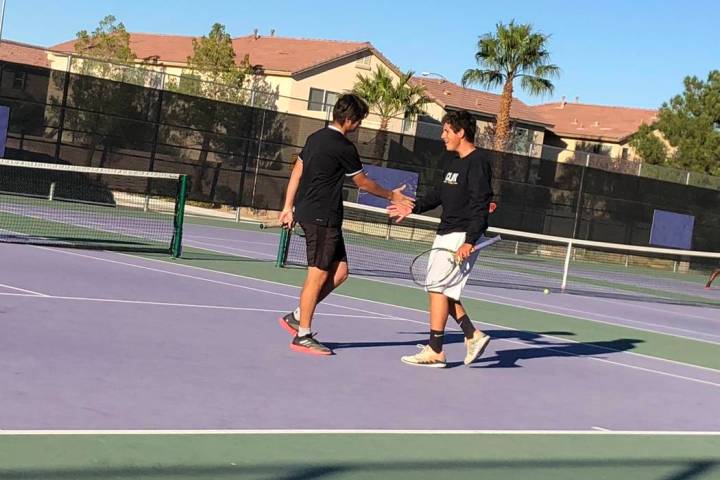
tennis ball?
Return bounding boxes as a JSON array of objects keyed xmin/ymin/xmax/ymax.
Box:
[{"xmin": 543, "ymin": 288, "xmax": 550, "ymax": 295}]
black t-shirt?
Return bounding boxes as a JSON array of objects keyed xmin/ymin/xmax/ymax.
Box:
[
  {"xmin": 294, "ymin": 127, "xmax": 364, "ymax": 227},
  {"xmin": 412, "ymin": 149, "xmax": 493, "ymax": 245}
]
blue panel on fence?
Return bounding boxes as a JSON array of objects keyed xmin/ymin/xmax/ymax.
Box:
[
  {"xmin": 357, "ymin": 164, "xmax": 419, "ymax": 209},
  {"xmin": 0, "ymin": 106, "xmax": 9, "ymax": 157},
  {"xmin": 649, "ymin": 209, "xmax": 695, "ymax": 250}
]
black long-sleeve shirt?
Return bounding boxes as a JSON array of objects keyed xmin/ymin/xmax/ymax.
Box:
[{"xmin": 412, "ymin": 149, "xmax": 493, "ymax": 245}]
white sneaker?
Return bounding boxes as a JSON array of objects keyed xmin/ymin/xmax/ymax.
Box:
[
  {"xmin": 464, "ymin": 331, "xmax": 490, "ymax": 365},
  {"xmin": 401, "ymin": 345, "xmax": 447, "ymax": 368}
]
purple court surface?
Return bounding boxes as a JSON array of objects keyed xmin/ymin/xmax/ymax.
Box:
[{"xmin": 1, "ymin": 221, "xmax": 719, "ymax": 432}]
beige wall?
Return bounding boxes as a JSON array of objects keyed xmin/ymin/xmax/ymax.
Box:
[
  {"xmin": 549, "ymin": 137, "xmax": 633, "ymax": 163},
  {"xmin": 289, "ymin": 53, "xmax": 408, "ymax": 132}
]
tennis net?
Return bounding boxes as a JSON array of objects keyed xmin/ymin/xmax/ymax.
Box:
[
  {"xmin": 277, "ymin": 202, "xmax": 720, "ymax": 305},
  {"xmin": 0, "ymin": 159, "xmax": 187, "ymax": 256}
]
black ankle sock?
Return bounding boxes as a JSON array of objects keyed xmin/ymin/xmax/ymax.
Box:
[
  {"xmin": 456, "ymin": 315, "xmax": 476, "ymax": 340},
  {"xmin": 429, "ymin": 330, "xmax": 444, "ymax": 353}
]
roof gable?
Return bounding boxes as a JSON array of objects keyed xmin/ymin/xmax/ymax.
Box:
[
  {"xmin": 0, "ymin": 40, "xmax": 51, "ymax": 68},
  {"xmin": 414, "ymin": 77, "xmax": 552, "ymax": 126},
  {"xmin": 532, "ymin": 102, "xmax": 658, "ymax": 142},
  {"xmin": 52, "ymin": 33, "xmax": 377, "ymax": 75}
]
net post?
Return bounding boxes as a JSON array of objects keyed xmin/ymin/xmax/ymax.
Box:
[
  {"xmin": 48, "ymin": 182, "xmax": 55, "ymax": 201},
  {"xmin": 275, "ymin": 227, "xmax": 290, "ymax": 267},
  {"xmin": 561, "ymin": 240, "xmax": 573, "ymax": 291},
  {"xmin": 171, "ymin": 175, "xmax": 188, "ymax": 258},
  {"xmin": 235, "ymin": 207, "xmax": 241, "ymax": 222}
]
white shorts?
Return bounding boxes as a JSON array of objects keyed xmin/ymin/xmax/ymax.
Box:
[{"xmin": 425, "ymin": 231, "xmax": 481, "ymax": 301}]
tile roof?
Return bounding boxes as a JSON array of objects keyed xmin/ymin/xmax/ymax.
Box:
[
  {"xmin": 51, "ymin": 33, "xmax": 375, "ymax": 75},
  {"xmin": 532, "ymin": 101, "xmax": 658, "ymax": 142},
  {"xmin": 0, "ymin": 40, "xmax": 51, "ymax": 67},
  {"xmin": 413, "ymin": 77, "xmax": 552, "ymax": 127}
]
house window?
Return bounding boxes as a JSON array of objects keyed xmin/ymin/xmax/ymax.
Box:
[
  {"xmin": 511, "ymin": 127, "xmax": 533, "ymax": 155},
  {"xmin": 12, "ymin": 71, "xmax": 26, "ymax": 90},
  {"xmin": 307, "ymin": 88, "xmax": 338, "ymax": 112},
  {"xmin": 356, "ymin": 56, "xmax": 372, "ymax": 70},
  {"xmin": 325, "ymin": 91, "xmax": 339, "ymax": 111}
]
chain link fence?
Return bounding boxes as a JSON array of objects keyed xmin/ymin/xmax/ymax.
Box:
[{"xmin": 1, "ymin": 58, "xmax": 719, "ymax": 251}]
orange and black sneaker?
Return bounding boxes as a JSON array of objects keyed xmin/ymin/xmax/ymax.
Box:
[
  {"xmin": 290, "ymin": 333, "xmax": 333, "ymax": 356},
  {"xmin": 278, "ymin": 312, "xmax": 299, "ymax": 335}
]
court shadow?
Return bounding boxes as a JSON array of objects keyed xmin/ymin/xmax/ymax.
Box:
[
  {"xmin": 324, "ymin": 333, "xmax": 465, "ymax": 351},
  {"xmin": 325, "ymin": 329, "xmax": 577, "ymax": 352},
  {"xmin": 470, "ymin": 338, "xmax": 644, "ymax": 369}
]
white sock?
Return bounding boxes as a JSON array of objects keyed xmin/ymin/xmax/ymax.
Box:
[
  {"xmin": 298, "ymin": 327, "xmax": 311, "ymax": 337},
  {"xmin": 293, "ymin": 307, "xmax": 301, "ymax": 320}
]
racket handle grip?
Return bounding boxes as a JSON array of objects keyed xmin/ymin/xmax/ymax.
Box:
[{"xmin": 259, "ymin": 220, "xmax": 285, "ymax": 230}]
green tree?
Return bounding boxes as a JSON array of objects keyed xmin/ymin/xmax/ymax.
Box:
[
  {"xmin": 462, "ymin": 20, "xmax": 559, "ymax": 151},
  {"xmin": 164, "ymin": 23, "xmax": 253, "ymax": 196},
  {"xmin": 164, "ymin": 23, "xmax": 286, "ymax": 200},
  {"xmin": 75, "ymin": 15, "xmax": 135, "ymax": 65},
  {"xmin": 629, "ymin": 124, "xmax": 668, "ymax": 166},
  {"xmin": 61, "ymin": 15, "xmax": 151, "ymax": 167},
  {"xmin": 352, "ymin": 65, "xmax": 431, "ymax": 159},
  {"xmin": 647, "ymin": 71, "xmax": 720, "ymax": 176},
  {"xmin": 179, "ymin": 23, "xmax": 253, "ymax": 103}
]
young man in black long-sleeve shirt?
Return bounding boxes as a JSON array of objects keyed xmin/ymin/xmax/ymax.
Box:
[{"xmin": 388, "ymin": 110, "xmax": 493, "ymax": 368}]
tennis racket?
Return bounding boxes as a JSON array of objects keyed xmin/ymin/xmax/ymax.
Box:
[
  {"xmin": 410, "ymin": 235, "xmax": 502, "ymax": 288},
  {"xmin": 258, "ymin": 221, "xmax": 306, "ymax": 237}
]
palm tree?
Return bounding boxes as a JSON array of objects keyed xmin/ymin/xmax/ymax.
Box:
[
  {"xmin": 353, "ymin": 66, "xmax": 431, "ymax": 159},
  {"xmin": 462, "ymin": 20, "xmax": 559, "ymax": 151}
]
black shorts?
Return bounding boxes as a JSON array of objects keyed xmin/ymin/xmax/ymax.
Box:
[{"xmin": 300, "ymin": 222, "xmax": 347, "ymax": 270}]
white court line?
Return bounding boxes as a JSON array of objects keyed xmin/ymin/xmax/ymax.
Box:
[
  {"xmin": 459, "ymin": 285, "xmax": 720, "ymax": 344},
  {"xmin": 185, "ymin": 215, "xmax": 260, "ymax": 226},
  {"xmin": 0, "ymin": 292, "xmax": 388, "ymax": 319},
  {"xmin": 0, "ymin": 429, "xmax": 718, "ymax": 435},
  {"xmin": 0, "ymin": 282, "xmax": 48, "ymax": 297},
  {"xmin": 184, "ymin": 239, "xmax": 276, "ymax": 259},
  {"xmin": 31, "ymin": 246, "xmax": 395, "ymax": 321},
  {"xmin": 174, "ymin": 240, "xmax": 720, "ymax": 344},
  {"xmin": 356, "ymin": 275, "xmax": 720, "ymax": 348},
  {"xmin": 186, "ymin": 234, "xmax": 275, "ymax": 246},
  {"xmin": 574, "ymin": 293, "xmax": 720, "ymax": 322},
  {"xmin": 352, "ymin": 274, "xmax": 720, "ymax": 373},
  {"xmin": 591, "ymin": 426, "xmax": 611, "ymax": 432},
  {"xmin": 28, "ymin": 246, "xmax": 720, "ymax": 387}
]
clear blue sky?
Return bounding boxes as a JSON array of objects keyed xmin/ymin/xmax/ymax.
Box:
[{"xmin": 2, "ymin": 0, "xmax": 716, "ymax": 109}]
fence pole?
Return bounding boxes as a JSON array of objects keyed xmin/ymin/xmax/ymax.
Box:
[
  {"xmin": 571, "ymin": 164, "xmax": 586, "ymax": 240},
  {"xmin": 53, "ymin": 54, "xmax": 72, "ymax": 162},
  {"xmin": 561, "ymin": 241, "xmax": 573, "ymax": 291},
  {"xmin": 250, "ymin": 109, "xmax": 266, "ymax": 208},
  {"xmin": 147, "ymin": 70, "xmax": 166, "ymax": 173}
]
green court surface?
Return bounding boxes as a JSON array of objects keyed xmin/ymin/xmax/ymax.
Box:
[
  {"xmin": 149, "ymin": 246, "xmax": 720, "ymax": 371},
  {"xmin": 3, "ymin": 220, "xmax": 718, "ymax": 479},
  {"xmin": 1, "ymin": 433, "xmax": 718, "ymax": 479}
]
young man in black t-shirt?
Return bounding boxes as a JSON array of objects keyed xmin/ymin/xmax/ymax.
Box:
[
  {"xmin": 278, "ymin": 94, "xmax": 414, "ymax": 355},
  {"xmin": 388, "ymin": 110, "xmax": 493, "ymax": 368}
]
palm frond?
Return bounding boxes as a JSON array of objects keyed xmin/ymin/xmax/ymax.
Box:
[
  {"xmin": 461, "ymin": 69, "xmax": 505, "ymax": 89},
  {"xmin": 520, "ymin": 76, "xmax": 555, "ymax": 96},
  {"xmin": 351, "ymin": 66, "xmax": 431, "ymax": 127},
  {"xmin": 467, "ymin": 20, "xmax": 559, "ymax": 99}
]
